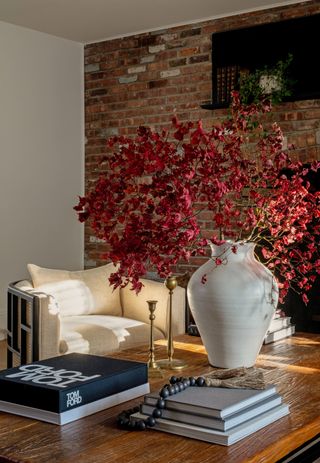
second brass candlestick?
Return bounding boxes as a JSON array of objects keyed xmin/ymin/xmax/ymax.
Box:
[
  {"xmin": 147, "ymin": 300, "xmax": 163, "ymax": 378},
  {"xmin": 156, "ymin": 276, "xmax": 187, "ymax": 371}
]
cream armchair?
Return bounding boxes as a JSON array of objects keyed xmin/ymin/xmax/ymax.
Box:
[{"xmin": 7, "ymin": 263, "xmax": 186, "ymax": 367}]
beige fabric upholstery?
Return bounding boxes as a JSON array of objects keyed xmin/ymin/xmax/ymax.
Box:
[
  {"xmin": 11, "ymin": 270, "xmax": 186, "ymax": 362},
  {"xmin": 59, "ymin": 315, "xmax": 164, "ymax": 355},
  {"xmin": 27, "ymin": 263, "xmax": 122, "ymax": 317},
  {"xmin": 121, "ymin": 278, "xmax": 186, "ymax": 337}
]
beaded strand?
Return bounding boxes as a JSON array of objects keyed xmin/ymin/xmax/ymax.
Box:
[{"xmin": 117, "ymin": 375, "xmax": 206, "ymax": 431}]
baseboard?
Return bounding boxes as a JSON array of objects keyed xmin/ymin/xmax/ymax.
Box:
[{"xmin": 0, "ymin": 330, "xmax": 6, "ymax": 341}]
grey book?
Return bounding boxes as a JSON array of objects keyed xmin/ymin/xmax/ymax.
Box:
[
  {"xmin": 141, "ymin": 393, "xmax": 282, "ymax": 431},
  {"xmin": 264, "ymin": 324, "xmax": 295, "ymax": 344},
  {"xmin": 267, "ymin": 316, "xmax": 291, "ymax": 333},
  {"xmin": 132, "ymin": 403, "xmax": 289, "ymax": 446},
  {"xmin": 144, "ymin": 384, "xmax": 277, "ymax": 419}
]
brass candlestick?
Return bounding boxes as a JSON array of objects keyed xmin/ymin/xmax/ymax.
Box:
[
  {"xmin": 157, "ymin": 276, "xmax": 187, "ymax": 370},
  {"xmin": 147, "ymin": 300, "xmax": 163, "ymax": 378}
]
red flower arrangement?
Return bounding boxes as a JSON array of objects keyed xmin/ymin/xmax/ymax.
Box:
[{"xmin": 75, "ymin": 92, "xmax": 319, "ymax": 304}]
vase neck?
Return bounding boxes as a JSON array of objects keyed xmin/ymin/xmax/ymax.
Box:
[{"xmin": 209, "ymin": 241, "xmax": 255, "ymax": 262}]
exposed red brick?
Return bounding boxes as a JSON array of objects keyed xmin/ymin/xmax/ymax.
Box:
[
  {"xmin": 166, "ymin": 39, "xmax": 187, "ymax": 49},
  {"xmin": 147, "ymin": 61, "xmax": 169, "ymax": 72},
  {"xmin": 179, "ymin": 47, "xmax": 200, "ymax": 57},
  {"xmin": 188, "ymin": 54, "xmax": 210, "ymax": 64},
  {"xmin": 180, "ymin": 28, "xmax": 202, "ymax": 38},
  {"xmin": 84, "ymin": 1, "xmax": 320, "ymax": 274},
  {"xmin": 137, "ymin": 35, "xmax": 158, "ymax": 47},
  {"xmin": 148, "ymin": 79, "xmax": 168, "ymax": 89},
  {"xmin": 169, "ymin": 58, "xmax": 187, "ymax": 67},
  {"xmin": 90, "ymin": 89, "xmax": 108, "ymax": 97}
]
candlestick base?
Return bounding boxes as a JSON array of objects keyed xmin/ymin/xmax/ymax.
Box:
[
  {"xmin": 156, "ymin": 358, "xmax": 188, "ymax": 370},
  {"xmin": 148, "ymin": 365, "xmax": 164, "ymax": 378}
]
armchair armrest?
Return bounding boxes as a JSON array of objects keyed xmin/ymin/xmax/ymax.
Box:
[
  {"xmin": 120, "ymin": 279, "xmax": 186, "ymax": 337},
  {"xmin": 7, "ymin": 281, "xmax": 61, "ymax": 366}
]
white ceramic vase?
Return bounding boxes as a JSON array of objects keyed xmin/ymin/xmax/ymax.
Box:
[{"xmin": 187, "ymin": 241, "xmax": 278, "ymax": 368}]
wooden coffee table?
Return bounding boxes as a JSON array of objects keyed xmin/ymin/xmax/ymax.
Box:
[{"xmin": 0, "ymin": 333, "xmax": 319, "ymax": 463}]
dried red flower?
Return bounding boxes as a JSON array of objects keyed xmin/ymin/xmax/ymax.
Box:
[{"xmin": 75, "ymin": 92, "xmax": 319, "ymax": 303}]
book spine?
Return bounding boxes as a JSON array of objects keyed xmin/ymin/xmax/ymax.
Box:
[
  {"xmin": 59, "ymin": 365, "xmax": 148, "ymax": 412},
  {"xmin": 0, "ymin": 383, "xmax": 150, "ymax": 425},
  {"xmin": 142, "ymin": 395, "xmax": 282, "ymax": 431},
  {"xmin": 141, "ymin": 403, "xmax": 225, "ymax": 430},
  {"xmin": 145, "ymin": 386, "xmax": 277, "ymax": 419}
]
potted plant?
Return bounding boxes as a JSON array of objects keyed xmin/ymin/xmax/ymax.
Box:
[
  {"xmin": 75, "ymin": 92, "xmax": 319, "ymax": 367},
  {"xmin": 238, "ymin": 53, "xmax": 294, "ymax": 105}
]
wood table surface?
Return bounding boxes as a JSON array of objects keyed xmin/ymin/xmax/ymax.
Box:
[{"xmin": 0, "ymin": 333, "xmax": 319, "ymax": 463}]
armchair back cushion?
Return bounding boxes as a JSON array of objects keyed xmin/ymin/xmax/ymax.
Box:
[{"xmin": 27, "ymin": 263, "xmax": 122, "ymax": 317}]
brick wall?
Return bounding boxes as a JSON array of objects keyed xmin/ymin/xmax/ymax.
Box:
[{"xmin": 84, "ymin": 1, "xmax": 320, "ymax": 274}]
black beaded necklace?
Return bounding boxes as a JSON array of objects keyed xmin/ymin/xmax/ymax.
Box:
[{"xmin": 117, "ymin": 375, "xmax": 206, "ymax": 431}]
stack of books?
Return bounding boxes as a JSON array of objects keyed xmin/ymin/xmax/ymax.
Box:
[
  {"xmin": 132, "ymin": 384, "xmax": 289, "ymax": 445},
  {"xmin": 0, "ymin": 353, "xmax": 149, "ymax": 425},
  {"xmin": 264, "ymin": 311, "xmax": 295, "ymax": 344}
]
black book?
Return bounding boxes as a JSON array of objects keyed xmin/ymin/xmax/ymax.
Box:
[{"xmin": 0, "ymin": 353, "xmax": 149, "ymax": 425}]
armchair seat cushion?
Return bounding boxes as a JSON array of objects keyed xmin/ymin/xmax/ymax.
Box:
[{"xmin": 59, "ymin": 315, "xmax": 164, "ymax": 355}]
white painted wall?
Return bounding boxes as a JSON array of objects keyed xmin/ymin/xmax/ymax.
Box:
[{"xmin": 0, "ymin": 21, "xmax": 84, "ymax": 337}]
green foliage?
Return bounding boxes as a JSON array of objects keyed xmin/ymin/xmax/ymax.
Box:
[{"xmin": 239, "ymin": 54, "xmax": 294, "ymax": 105}]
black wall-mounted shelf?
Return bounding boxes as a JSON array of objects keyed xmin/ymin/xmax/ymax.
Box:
[{"xmin": 202, "ymin": 13, "xmax": 320, "ymax": 109}]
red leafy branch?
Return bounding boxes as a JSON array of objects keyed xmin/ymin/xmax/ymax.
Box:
[{"xmin": 75, "ymin": 92, "xmax": 319, "ymax": 303}]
